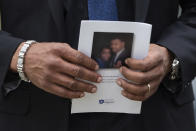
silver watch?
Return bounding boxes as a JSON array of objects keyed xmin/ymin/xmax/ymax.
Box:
[
  {"xmin": 170, "ymin": 58, "xmax": 180, "ymax": 80},
  {"xmin": 17, "ymin": 40, "xmax": 36, "ymax": 82}
]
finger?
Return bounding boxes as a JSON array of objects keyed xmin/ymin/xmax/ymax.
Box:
[
  {"xmin": 50, "ymin": 73, "xmax": 97, "ymax": 93},
  {"xmin": 57, "ymin": 60, "xmax": 102, "ymax": 83},
  {"xmin": 125, "ymin": 54, "xmax": 162, "ymax": 72},
  {"xmin": 116, "ymin": 78, "xmax": 148, "ymax": 96},
  {"xmin": 60, "ymin": 44, "xmax": 99, "ymax": 71},
  {"xmin": 120, "ymin": 78, "xmax": 161, "ymax": 101},
  {"xmin": 120, "ymin": 66, "xmax": 162, "ymax": 84},
  {"xmin": 121, "ymin": 90, "xmax": 148, "ymax": 101},
  {"xmin": 45, "ymin": 83, "xmax": 85, "ymax": 99}
]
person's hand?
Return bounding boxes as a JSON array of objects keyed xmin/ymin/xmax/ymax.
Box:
[
  {"xmin": 116, "ymin": 44, "xmax": 173, "ymax": 101},
  {"xmin": 11, "ymin": 42, "xmax": 102, "ymax": 99},
  {"xmin": 114, "ymin": 61, "xmax": 122, "ymax": 68}
]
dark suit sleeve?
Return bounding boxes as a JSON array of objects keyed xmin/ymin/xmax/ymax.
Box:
[
  {"xmin": 0, "ymin": 31, "xmax": 25, "ymax": 96},
  {"xmin": 157, "ymin": 0, "xmax": 196, "ymax": 87}
]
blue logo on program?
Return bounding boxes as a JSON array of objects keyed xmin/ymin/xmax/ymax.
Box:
[
  {"xmin": 99, "ymin": 99, "xmax": 114, "ymax": 104},
  {"xmin": 99, "ymin": 99, "xmax": 104, "ymax": 104}
]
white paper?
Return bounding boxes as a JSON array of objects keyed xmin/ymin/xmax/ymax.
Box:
[{"xmin": 71, "ymin": 20, "xmax": 152, "ymax": 114}]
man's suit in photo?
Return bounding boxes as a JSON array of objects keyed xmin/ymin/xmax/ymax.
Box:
[{"xmin": 110, "ymin": 49, "xmax": 130, "ymax": 67}]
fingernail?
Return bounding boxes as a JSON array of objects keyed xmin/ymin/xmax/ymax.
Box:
[
  {"xmin": 125, "ymin": 59, "xmax": 128, "ymax": 64},
  {"xmin": 116, "ymin": 80, "xmax": 122, "ymax": 86},
  {"xmin": 120, "ymin": 67, "xmax": 123, "ymax": 73},
  {"xmin": 121, "ymin": 91, "xmax": 127, "ymax": 97},
  {"xmin": 80, "ymin": 93, "xmax": 85, "ymax": 98},
  {"xmin": 95, "ymin": 65, "xmax": 99, "ymax": 70},
  {"xmin": 91, "ymin": 88, "xmax": 97, "ymax": 93},
  {"xmin": 97, "ymin": 77, "xmax": 102, "ymax": 83}
]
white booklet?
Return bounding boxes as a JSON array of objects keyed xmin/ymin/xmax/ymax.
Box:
[{"xmin": 71, "ymin": 20, "xmax": 152, "ymax": 114}]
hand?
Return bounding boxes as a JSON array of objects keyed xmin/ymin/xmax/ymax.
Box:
[
  {"xmin": 116, "ymin": 44, "xmax": 173, "ymax": 101},
  {"xmin": 114, "ymin": 61, "xmax": 122, "ymax": 68},
  {"xmin": 11, "ymin": 42, "xmax": 102, "ymax": 99}
]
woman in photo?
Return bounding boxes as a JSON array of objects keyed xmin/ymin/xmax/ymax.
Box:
[{"xmin": 96, "ymin": 47, "xmax": 112, "ymax": 68}]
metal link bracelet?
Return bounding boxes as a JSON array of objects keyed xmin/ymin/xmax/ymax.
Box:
[{"xmin": 17, "ymin": 40, "xmax": 37, "ymax": 82}]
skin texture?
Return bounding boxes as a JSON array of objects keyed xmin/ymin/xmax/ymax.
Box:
[
  {"xmin": 10, "ymin": 42, "xmax": 102, "ymax": 99},
  {"xmin": 116, "ymin": 44, "xmax": 173, "ymax": 101},
  {"xmin": 11, "ymin": 43, "xmax": 172, "ymax": 101}
]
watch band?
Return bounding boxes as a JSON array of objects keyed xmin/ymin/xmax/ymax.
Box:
[
  {"xmin": 17, "ymin": 40, "xmax": 36, "ymax": 82},
  {"xmin": 170, "ymin": 58, "xmax": 180, "ymax": 80}
]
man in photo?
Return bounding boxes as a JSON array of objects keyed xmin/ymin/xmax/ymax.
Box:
[
  {"xmin": 110, "ymin": 38, "xmax": 130, "ymax": 68},
  {"xmin": 96, "ymin": 47, "xmax": 112, "ymax": 68}
]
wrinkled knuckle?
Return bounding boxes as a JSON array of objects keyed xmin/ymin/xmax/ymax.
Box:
[
  {"xmin": 72, "ymin": 66, "xmax": 81, "ymax": 77},
  {"xmin": 75, "ymin": 52, "xmax": 83, "ymax": 63},
  {"xmin": 52, "ymin": 44, "xmax": 63, "ymax": 54},
  {"xmin": 46, "ymin": 58, "xmax": 59, "ymax": 69},
  {"xmin": 69, "ymin": 80, "xmax": 77, "ymax": 90},
  {"xmin": 89, "ymin": 59, "xmax": 96, "ymax": 69},
  {"xmin": 56, "ymin": 44, "xmax": 69, "ymax": 55},
  {"xmin": 55, "ymin": 58, "xmax": 63, "ymax": 64},
  {"xmin": 54, "ymin": 59, "xmax": 63, "ymax": 68},
  {"xmin": 123, "ymin": 83, "xmax": 128, "ymax": 90},
  {"xmin": 63, "ymin": 43, "xmax": 70, "ymax": 47},
  {"xmin": 126, "ymin": 83, "xmax": 132, "ymax": 91}
]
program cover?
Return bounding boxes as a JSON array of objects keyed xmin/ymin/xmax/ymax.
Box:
[{"xmin": 71, "ymin": 20, "xmax": 152, "ymax": 114}]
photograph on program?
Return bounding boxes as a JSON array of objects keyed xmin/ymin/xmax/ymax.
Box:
[{"xmin": 91, "ymin": 32, "xmax": 134, "ymax": 69}]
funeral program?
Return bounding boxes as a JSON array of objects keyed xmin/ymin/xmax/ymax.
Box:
[{"xmin": 71, "ymin": 20, "xmax": 152, "ymax": 114}]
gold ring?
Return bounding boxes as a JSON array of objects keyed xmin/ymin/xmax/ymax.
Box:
[{"xmin": 147, "ymin": 84, "xmax": 151, "ymax": 93}]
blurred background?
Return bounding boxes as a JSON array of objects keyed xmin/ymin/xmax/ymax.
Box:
[{"xmin": 193, "ymin": 79, "xmax": 196, "ymax": 119}]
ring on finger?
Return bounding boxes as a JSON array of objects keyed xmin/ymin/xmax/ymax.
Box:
[{"xmin": 147, "ymin": 83, "xmax": 151, "ymax": 94}]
